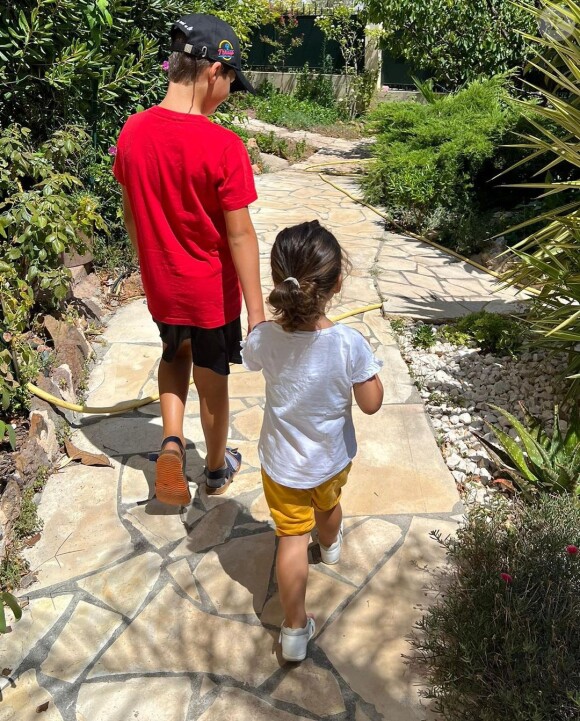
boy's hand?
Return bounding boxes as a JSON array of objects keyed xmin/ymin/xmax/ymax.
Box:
[{"xmin": 247, "ymin": 312, "xmax": 266, "ymax": 334}]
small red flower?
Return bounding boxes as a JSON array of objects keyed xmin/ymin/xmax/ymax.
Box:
[
  {"xmin": 566, "ymin": 545, "xmax": 578, "ymax": 555},
  {"xmin": 500, "ymin": 572, "xmax": 513, "ymax": 584},
  {"xmin": 162, "ymin": 60, "xmax": 170, "ymax": 71},
  {"xmin": 107, "ymin": 145, "xmax": 117, "ymax": 156}
]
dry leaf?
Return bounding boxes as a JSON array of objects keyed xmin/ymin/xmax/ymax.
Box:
[
  {"xmin": 36, "ymin": 701, "xmax": 49, "ymax": 713},
  {"xmin": 64, "ymin": 439, "xmax": 112, "ymax": 467},
  {"xmin": 23, "ymin": 533, "xmax": 41, "ymax": 548},
  {"xmin": 493, "ymin": 477, "xmax": 516, "ymax": 493},
  {"xmin": 1, "ymin": 668, "xmax": 11, "ymax": 676}
]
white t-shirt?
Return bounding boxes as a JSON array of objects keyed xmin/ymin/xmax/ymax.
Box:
[{"xmin": 241, "ymin": 321, "xmax": 382, "ymax": 489}]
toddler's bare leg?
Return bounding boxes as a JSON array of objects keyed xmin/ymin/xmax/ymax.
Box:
[
  {"xmin": 158, "ymin": 340, "xmax": 192, "ymax": 453},
  {"xmin": 277, "ymin": 534, "xmax": 310, "ymax": 629},
  {"xmin": 193, "ymin": 365, "xmax": 229, "ymax": 471},
  {"xmin": 315, "ymin": 503, "xmax": 342, "ymax": 548}
]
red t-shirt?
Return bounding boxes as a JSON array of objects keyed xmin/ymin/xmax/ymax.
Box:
[{"xmin": 113, "ymin": 107, "xmax": 257, "ymax": 327}]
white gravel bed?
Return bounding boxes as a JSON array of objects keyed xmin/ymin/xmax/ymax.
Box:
[{"xmin": 392, "ymin": 321, "xmax": 568, "ymax": 504}]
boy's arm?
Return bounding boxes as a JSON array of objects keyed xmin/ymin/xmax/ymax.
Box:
[
  {"xmin": 224, "ymin": 207, "xmax": 266, "ymax": 332},
  {"xmin": 122, "ymin": 187, "xmax": 139, "ymax": 255},
  {"xmin": 353, "ymin": 375, "xmax": 384, "ymax": 415}
]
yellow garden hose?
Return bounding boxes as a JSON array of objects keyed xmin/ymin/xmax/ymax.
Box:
[{"xmin": 25, "ymin": 303, "xmax": 383, "ymax": 415}]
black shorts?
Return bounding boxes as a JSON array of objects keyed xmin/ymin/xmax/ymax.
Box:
[{"xmin": 154, "ymin": 317, "xmax": 242, "ymax": 376}]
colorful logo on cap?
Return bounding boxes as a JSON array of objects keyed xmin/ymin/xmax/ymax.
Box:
[{"xmin": 218, "ymin": 39, "xmax": 235, "ymax": 62}]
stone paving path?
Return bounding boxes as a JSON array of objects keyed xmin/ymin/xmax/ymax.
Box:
[{"xmin": 0, "ymin": 136, "xmax": 514, "ymax": 721}]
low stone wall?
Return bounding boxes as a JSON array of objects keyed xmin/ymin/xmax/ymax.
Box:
[{"xmin": 246, "ymin": 71, "xmax": 352, "ymax": 99}]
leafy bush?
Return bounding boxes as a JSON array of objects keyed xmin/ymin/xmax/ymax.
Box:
[
  {"xmin": 295, "ymin": 64, "xmax": 336, "ymax": 109},
  {"xmin": 412, "ymin": 324, "xmax": 436, "ymax": 349},
  {"xmin": 253, "ymin": 93, "xmax": 339, "ymax": 129},
  {"xmin": 414, "ymin": 495, "xmax": 580, "ymax": 721},
  {"xmin": 499, "ymin": 0, "xmax": 580, "ymax": 397},
  {"xmin": 0, "ymin": 0, "xmax": 271, "ymax": 145},
  {"xmin": 475, "ymin": 404, "xmax": 580, "ymax": 499},
  {"xmin": 78, "ymin": 147, "xmax": 133, "ymax": 271},
  {"xmin": 366, "ymin": 0, "xmax": 536, "ymax": 86},
  {"xmin": 0, "ymin": 124, "xmax": 104, "ymax": 422},
  {"xmin": 438, "ymin": 325, "xmax": 472, "ymax": 347},
  {"xmin": 453, "ymin": 311, "xmax": 526, "ymax": 356},
  {"xmin": 363, "ymin": 76, "xmax": 521, "ymax": 237},
  {"xmin": 0, "ymin": 125, "xmax": 105, "ymax": 327}
]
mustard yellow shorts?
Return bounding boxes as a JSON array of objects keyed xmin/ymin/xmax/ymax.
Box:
[{"xmin": 261, "ymin": 463, "xmax": 352, "ymax": 537}]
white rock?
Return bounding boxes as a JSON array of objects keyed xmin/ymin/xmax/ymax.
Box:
[
  {"xmin": 459, "ymin": 412, "xmax": 472, "ymax": 425},
  {"xmin": 446, "ymin": 453, "xmax": 461, "ymax": 469},
  {"xmin": 450, "ymin": 415, "xmax": 460, "ymax": 425}
]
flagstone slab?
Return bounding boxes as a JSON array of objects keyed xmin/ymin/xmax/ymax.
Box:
[
  {"xmin": 197, "ymin": 687, "xmax": 311, "ymax": 721},
  {"xmin": 361, "ymin": 312, "xmax": 396, "ymax": 344},
  {"xmin": 101, "ymin": 301, "xmax": 159, "ymax": 344},
  {"xmin": 336, "ymin": 519, "xmax": 402, "ymax": 586},
  {"xmin": 84, "ymin": 343, "xmax": 160, "ymax": 409},
  {"xmin": 261, "ymin": 566, "xmax": 353, "ymax": 634},
  {"xmin": 231, "ymin": 406, "xmax": 263, "ymax": 441},
  {"xmin": 170, "ymin": 503, "xmax": 239, "ymax": 557},
  {"xmin": 120, "ymin": 454, "xmax": 152, "ymax": 504},
  {"xmin": 125, "ymin": 500, "xmax": 202, "ymax": 549},
  {"xmin": 343, "ymin": 405, "xmax": 459, "ymax": 515},
  {"xmin": 375, "ymin": 345, "xmax": 421, "ymax": 405},
  {"xmin": 168, "ymin": 559, "xmax": 200, "ymax": 603},
  {"xmin": 23, "ymin": 465, "xmax": 132, "ymax": 591},
  {"xmin": 0, "ymin": 595, "xmax": 73, "ymax": 674},
  {"xmin": 227, "ymin": 370, "xmax": 266, "ymax": 398},
  {"xmin": 41, "ymin": 601, "xmax": 121, "ymax": 682},
  {"xmin": 0, "ymin": 669, "xmax": 62, "ymax": 721},
  {"xmin": 271, "ymin": 658, "xmax": 345, "ymax": 716},
  {"xmin": 77, "ymin": 552, "xmax": 162, "ymax": 618},
  {"xmin": 76, "ymin": 676, "xmax": 191, "ymax": 721},
  {"xmin": 318, "ymin": 517, "xmax": 458, "ymax": 721},
  {"xmin": 194, "ymin": 532, "xmax": 275, "ymax": 616},
  {"xmin": 89, "ymin": 585, "xmax": 280, "ymax": 685}
]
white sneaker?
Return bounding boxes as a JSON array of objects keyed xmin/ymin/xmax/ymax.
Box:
[
  {"xmin": 319, "ymin": 523, "xmax": 343, "ymax": 565},
  {"xmin": 279, "ymin": 617, "xmax": 315, "ymax": 662}
]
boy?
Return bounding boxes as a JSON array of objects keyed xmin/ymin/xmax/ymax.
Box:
[{"xmin": 113, "ymin": 14, "xmax": 265, "ymax": 505}]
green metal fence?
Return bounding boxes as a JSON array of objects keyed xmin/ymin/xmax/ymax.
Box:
[{"xmin": 247, "ymin": 15, "xmax": 363, "ymax": 72}]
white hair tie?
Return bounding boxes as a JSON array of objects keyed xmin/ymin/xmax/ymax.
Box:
[{"xmin": 283, "ymin": 277, "xmax": 300, "ymax": 288}]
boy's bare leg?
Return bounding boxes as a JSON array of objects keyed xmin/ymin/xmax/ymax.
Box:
[
  {"xmin": 277, "ymin": 534, "xmax": 310, "ymax": 628},
  {"xmin": 315, "ymin": 503, "xmax": 342, "ymax": 548},
  {"xmin": 193, "ymin": 365, "xmax": 229, "ymax": 471},
  {"xmin": 158, "ymin": 340, "xmax": 192, "ymax": 453}
]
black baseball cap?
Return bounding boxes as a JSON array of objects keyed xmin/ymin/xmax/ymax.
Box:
[{"xmin": 170, "ymin": 14, "xmax": 256, "ymax": 94}]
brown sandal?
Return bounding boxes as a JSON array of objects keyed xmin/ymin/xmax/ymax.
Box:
[{"xmin": 154, "ymin": 436, "xmax": 191, "ymax": 506}]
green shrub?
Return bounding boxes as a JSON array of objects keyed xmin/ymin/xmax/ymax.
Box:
[
  {"xmin": 412, "ymin": 324, "xmax": 436, "ymax": 349},
  {"xmin": 295, "ymin": 64, "xmax": 336, "ymax": 109},
  {"xmin": 13, "ymin": 488, "xmax": 43, "ymax": 540},
  {"xmin": 361, "ymin": 75, "xmax": 543, "ymax": 253},
  {"xmin": 498, "ymin": 0, "xmax": 580, "ymax": 398},
  {"xmin": 253, "ymin": 93, "xmax": 339, "ymax": 129},
  {"xmin": 475, "ymin": 404, "xmax": 580, "ymax": 499},
  {"xmin": 0, "ymin": 125, "xmax": 105, "ymax": 326},
  {"xmin": 454, "ymin": 311, "xmax": 526, "ymax": 356},
  {"xmin": 438, "ymin": 325, "xmax": 472, "ymax": 347},
  {"xmin": 363, "ymin": 76, "xmax": 520, "ymax": 231},
  {"xmin": 414, "ymin": 495, "xmax": 580, "ymax": 721}
]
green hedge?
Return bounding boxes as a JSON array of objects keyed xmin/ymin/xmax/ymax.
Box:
[{"xmin": 362, "ymin": 76, "xmax": 527, "ymax": 253}]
